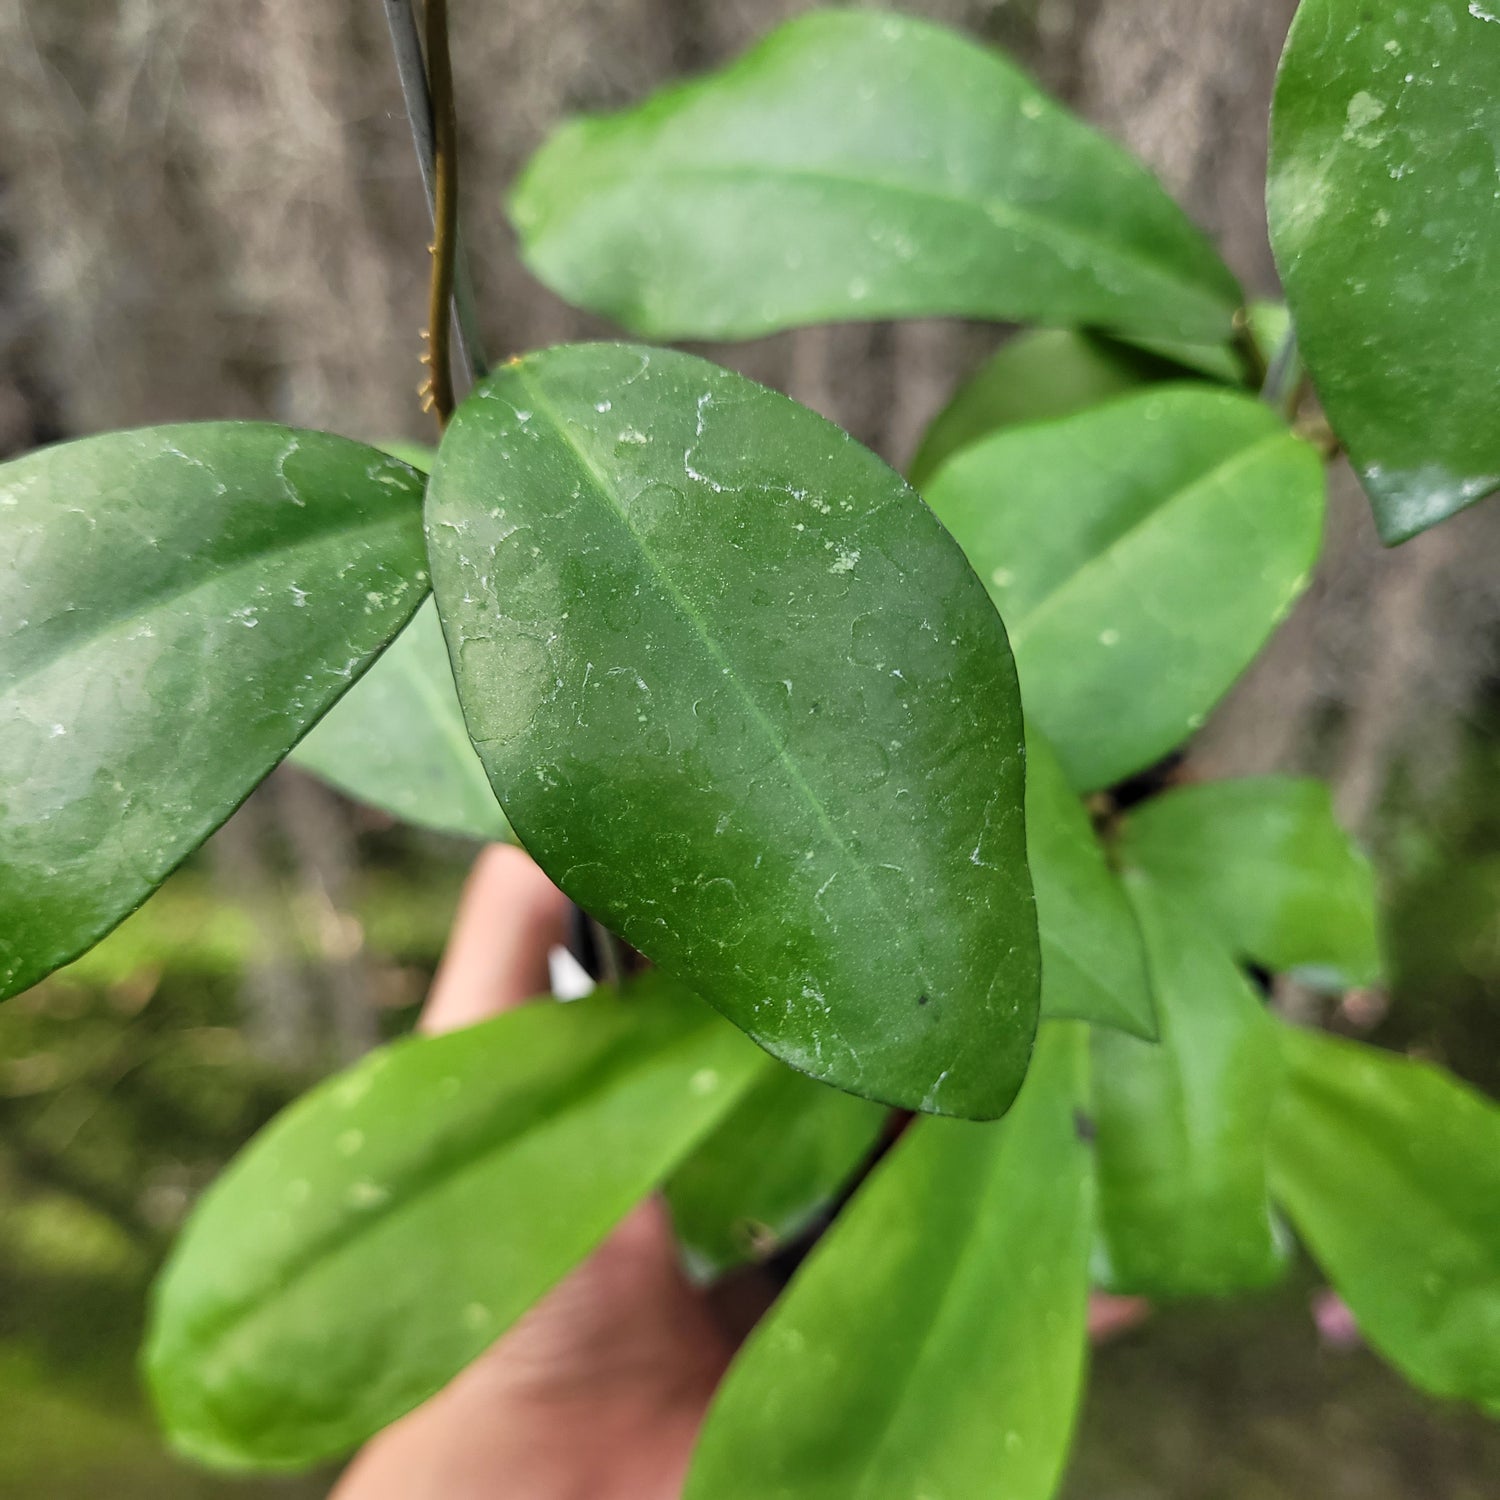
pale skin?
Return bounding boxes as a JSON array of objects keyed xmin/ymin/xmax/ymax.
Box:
[{"xmin": 335, "ymin": 844, "xmax": 1146, "ymax": 1499}]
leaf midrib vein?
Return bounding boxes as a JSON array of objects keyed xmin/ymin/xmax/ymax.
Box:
[
  {"xmin": 1008, "ymin": 431, "xmax": 1292, "ymax": 648},
  {"xmin": 554, "ymin": 160, "xmax": 1237, "ymax": 328},
  {"xmin": 190, "ymin": 1017, "xmax": 757, "ymax": 1367}
]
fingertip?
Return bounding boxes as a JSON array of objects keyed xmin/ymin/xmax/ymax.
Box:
[{"xmin": 420, "ymin": 843, "xmax": 573, "ymax": 1035}]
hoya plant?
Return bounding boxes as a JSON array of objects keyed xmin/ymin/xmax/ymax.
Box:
[{"xmin": 2, "ymin": 1, "xmax": 1498, "ymax": 1491}]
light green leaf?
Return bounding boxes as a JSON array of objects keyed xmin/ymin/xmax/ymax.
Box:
[
  {"xmin": 666, "ymin": 1062, "xmax": 887, "ymax": 1279},
  {"xmin": 0, "ymin": 425, "xmax": 428, "ymax": 1002},
  {"xmin": 925, "ymin": 387, "xmax": 1324, "ymax": 790},
  {"xmin": 292, "ymin": 601, "xmax": 510, "ymax": 842},
  {"xmin": 1270, "ymin": 0, "xmax": 1500, "ymax": 543},
  {"xmin": 1120, "ymin": 776, "xmax": 1381, "ymax": 990},
  {"xmin": 292, "ymin": 441, "xmax": 508, "ymax": 840},
  {"xmin": 427, "ymin": 343, "xmax": 1039, "ymax": 1120},
  {"xmin": 1027, "ymin": 729, "xmax": 1155, "ymax": 1038},
  {"xmin": 145, "ymin": 974, "xmax": 768, "ymax": 1470},
  {"xmin": 377, "ymin": 441, "xmax": 437, "ymax": 473},
  {"xmin": 1092, "ymin": 874, "xmax": 1286, "ymax": 1297},
  {"xmin": 910, "ymin": 330, "xmax": 1182, "ymax": 490},
  {"xmin": 511, "ymin": 10, "xmax": 1241, "ymax": 345},
  {"xmin": 685, "ymin": 1023, "xmax": 1093, "ymax": 1500},
  {"xmin": 1270, "ymin": 1024, "xmax": 1500, "ymax": 1409}
]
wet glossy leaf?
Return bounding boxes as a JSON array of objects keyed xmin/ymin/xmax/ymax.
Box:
[
  {"xmin": 427, "ymin": 343, "xmax": 1039, "ymax": 1119},
  {"xmin": 1027, "ymin": 729, "xmax": 1155, "ymax": 1038},
  {"xmin": 666, "ymin": 1062, "xmax": 887, "ymax": 1279},
  {"xmin": 1270, "ymin": 0, "xmax": 1500, "ymax": 543},
  {"xmin": 292, "ymin": 601, "xmax": 510, "ymax": 842},
  {"xmin": 145, "ymin": 974, "xmax": 767, "ymax": 1470},
  {"xmin": 909, "ymin": 330, "xmax": 1180, "ymax": 490},
  {"xmin": 0, "ymin": 426, "xmax": 427, "ymax": 1001},
  {"xmin": 1270, "ymin": 1025, "xmax": 1500, "ymax": 1408},
  {"xmin": 511, "ymin": 11, "xmax": 1241, "ymax": 345},
  {"xmin": 1092, "ymin": 875, "xmax": 1286, "ymax": 1298},
  {"xmin": 1120, "ymin": 776, "xmax": 1381, "ymax": 990},
  {"xmin": 685, "ymin": 1023, "xmax": 1092, "ymax": 1500},
  {"xmin": 925, "ymin": 387, "xmax": 1324, "ymax": 790}
]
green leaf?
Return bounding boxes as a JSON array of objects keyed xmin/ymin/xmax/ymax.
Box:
[
  {"xmin": 1027, "ymin": 729, "xmax": 1155, "ymax": 1038},
  {"xmin": 925, "ymin": 387, "xmax": 1325, "ymax": 790},
  {"xmin": 1269, "ymin": 0, "xmax": 1500, "ymax": 543},
  {"xmin": 510, "ymin": 10, "xmax": 1241, "ymax": 345},
  {"xmin": 1120, "ymin": 776, "xmax": 1381, "ymax": 990},
  {"xmin": 685, "ymin": 1022, "xmax": 1093, "ymax": 1500},
  {"xmin": 292, "ymin": 601, "xmax": 510, "ymax": 843},
  {"xmin": 666, "ymin": 1062, "xmax": 887, "ymax": 1279},
  {"xmin": 427, "ymin": 342, "xmax": 1039, "ymax": 1120},
  {"xmin": 0, "ymin": 425, "xmax": 428, "ymax": 1002},
  {"xmin": 909, "ymin": 330, "xmax": 1182, "ymax": 490},
  {"xmin": 1270, "ymin": 1025, "xmax": 1500, "ymax": 1409},
  {"xmin": 145, "ymin": 974, "xmax": 767, "ymax": 1470},
  {"xmin": 1092, "ymin": 874, "xmax": 1286, "ymax": 1298},
  {"xmin": 291, "ymin": 442, "xmax": 508, "ymax": 840}
]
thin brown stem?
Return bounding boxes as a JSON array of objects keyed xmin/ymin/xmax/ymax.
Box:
[
  {"xmin": 421, "ymin": 0, "xmax": 458, "ymax": 430},
  {"xmin": 381, "ymin": 0, "xmax": 488, "ymax": 382}
]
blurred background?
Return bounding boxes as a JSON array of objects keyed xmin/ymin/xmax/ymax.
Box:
[{"xmin": 1, "ymin": 0, "xmax": 1498, "ymax": 1494}]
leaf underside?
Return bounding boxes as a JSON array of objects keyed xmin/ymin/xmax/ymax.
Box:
[
  {"xmin": 685, "ymin": 1023, "xmax": 1093, "ymax": 1500},
  {"xmin": 146, "ymin": 975, "xmax": 768, "ymax": 1470},
  {"xmin": 511, "ymin": 10, "xmax": 1241, "ymax": 345}
]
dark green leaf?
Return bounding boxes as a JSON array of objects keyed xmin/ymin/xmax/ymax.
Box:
[
  {"xmin": 292, "ymin": 601, "xmax": 510, "ymax": 842},
  {"xmin": 1027, "ymin": 729, "xmax": 1155, "ymax": 1038},
  {"xmin": 910, "ymin": 330, "xmax": 1182, "ymax": 490},
  {"xmin": 925, "ymin": 387, "xmax": 1324, "ymax": 790},
  {"xmin": 666, "ymin": 1062, "xmax": 886, "ymax": 1278},
  {"xmin": 145, "ymin": 974, "xmax": 767, "ymax": 1470},
  {"xmin": 0, "ymin": 426, "xmax": 427, "ymax": 1001},
  {"xmin": 1270, "ymin": 1025, "xmax": 1500, "ymax": 1409},
  {"xmin": 510, "ymin": 10, "xmax": 1241, "ymax": 345},
  {"xmin": 427, "ymin": 343, "xmax": 1039, "ymax": 1119},
  {"xmin": 1270, "ymin": 0, "xmax": 1500, "ymax": 543},
  {"xmin": 1120, "ymin": 776, "xmax": 1381, "ymax": 989},
  {"xmin": 1092, "ymin": 874, "xmax": 1286, "ymax": 1297},
  {"xmin": 685, "ymin": 1023, "xmax": 1093, "ymax": 1500}
]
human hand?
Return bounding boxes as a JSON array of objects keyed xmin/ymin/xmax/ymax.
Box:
[{"xmin": 334, "ymin": 844, "xmax": 1147, "ymax": 1498}]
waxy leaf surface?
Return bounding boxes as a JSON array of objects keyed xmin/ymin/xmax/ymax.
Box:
[
  {"xmin": 1271, "ymin": 1025, "xmax": 1500, "ymax": 1410},
  {"xmin": 292, "ymin": 601, "xmax": 509, "ymax": 842},
  {"xmin": 685, "ymin": 1024, "xmax": 1093, "ymax": 1500},
  {"xmin": 925, "ymin": 388, "xmax": 1324, "ymax": 790},
  {"xmin": 1092, "ymin": 875, "xmax": 1286, "ymax": 1297},
  {"xmin": 146, "ymin": 975, "xmax": 766, "ymax": 1470},
  {"xmin": 511, "ymin": 10, "xmax": 1240, "ymax": 345},
  {"xmin": 1120, "ymin": 776, "xmax": 1381, "ymax": 990},
  {"xmin": 0, "ymin": 426, "xmax": 427, "ymax": 1001},
  {"xmin": 666, "ymin": 1061, "xmax": 887, "ymax": 1278},
  {"xmin": 1027, "ymin": 729, "xmax": 1155, "ymax": 1038},
  {"xmin": 427, "ymin": 343, "xmax": 1039, "ymax": 1119},
  {"xmin": 1270, "ymin": 0, "xmax": 1500, "ymax": 542}
]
